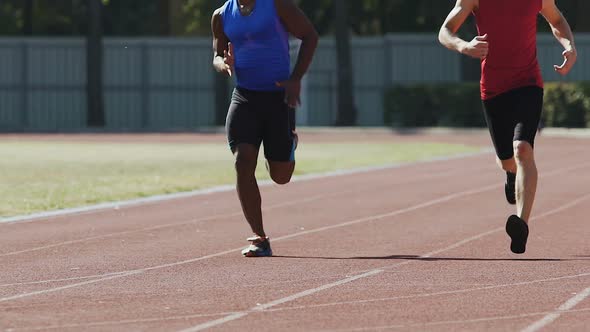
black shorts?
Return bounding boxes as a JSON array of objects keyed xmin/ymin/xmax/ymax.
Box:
[
  {"xmin": 226, "ymin": 87, "xmax": 296, "ymax": 162},
  {"xmin": 482, "ymin": 86, "xmax": 544, "ymax": 160}
]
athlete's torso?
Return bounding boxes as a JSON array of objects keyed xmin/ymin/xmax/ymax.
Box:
[
  {"xmin": 221, "ymin": 0, "xmax": 290, "ymax": 91},
  {"xmin": 474, "ymin": 0, "xmax": 544, "ymax": 100}
]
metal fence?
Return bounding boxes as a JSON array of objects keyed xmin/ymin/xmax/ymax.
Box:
[{"xmin": 0, "ymin": 34, "xmax": 589, "ymax": 131}]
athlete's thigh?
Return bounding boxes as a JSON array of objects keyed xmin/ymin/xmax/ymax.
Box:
[
  {"xmin": 261, "ymin": 92, "xmax": 297, "ymax": 163},
  {"xmin": 482, "ymin": 91, "xmax": 519, "ymax": 161},
  {"xmin": 513, "ymin": 86, "xmax": 544, "ymax": 148},
  {"xmin": 226, "ymin": 88, "xmax": 264, "ymax": 153}
]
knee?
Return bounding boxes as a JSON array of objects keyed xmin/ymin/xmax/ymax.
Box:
[
  {"xmin": 270, "ymin": 172, "xmax": 292, "ymax": 185},
  {"xmin": 497, "ymin": 157, "xmax": 516, "ymax": 173},
  {"xmin": 513, "ymin": 141, "xmax": 534, "ymax": 163},
  {"xmin": 500, "ymin": 162, "xmax": 514, "ymax": 173},
  {"xmin": 234, "ymin": 153, "xmax": 257, "ymax": 176}
]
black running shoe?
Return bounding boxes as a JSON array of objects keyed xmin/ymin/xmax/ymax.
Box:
[
  {"xmin": 505, "ymin": 215, "xmax": 529, "ymax": 254},
  {"xmin": 505, "ymin": 172, "xmax": 516, "ymax": 205}
]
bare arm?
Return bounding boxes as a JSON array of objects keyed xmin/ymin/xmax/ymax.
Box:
[
  {"xmin": 438, "ymin": 0, "xmax": 488, "ymax": 59},
  {"xmin": 211, "ymin": 8, "xmax": 233, "ymax": 76},
  {"xmin": 541, "ymin": 0, "xmax": 577, "ymax": 75},
  {"xmin": 275, "ymin": 0, "xmax": 318, "ymax": 82}
]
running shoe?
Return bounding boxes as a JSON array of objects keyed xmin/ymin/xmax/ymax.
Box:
[
  {"xmin": 505, "ymin": 215, "xmax": 529, "ymax": 254},
  {"xmin": 241, "ymin": 236, "xmax": 273, "ymax": 257}
]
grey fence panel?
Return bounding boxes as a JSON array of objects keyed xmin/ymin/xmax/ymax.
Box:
[
  {"xmin": 305, "ymin": 39, "xmax": 337, "ymax": 126},
  {"xmin": 0, "ymin": 41, "xmax": 23, "ymax": 129},
  {"xmin": 28, "ymin": 90, "xmax": 86, "ymax": 131},
  {"xmin": 538, "ymin": 34, "xmax": 590, "ymax": 82},
  {"xmin": 103, "ymin": 40, "xmax": 143, "ymax": 130},
  {"xmin": 26, "ymin": 39, "xmax": 86, "ymax": 130},
  {"xmin": 352, "ymin": 38, "xmax": 386, "ymax": 126},
  {"xmin": 306, "ymin": 70, "xmax": 336, "ymax": 126},
  {"xmin": 0, "ymin": 43, "xmax": 21, "ymax": 85},
  {"xmin": 0, "ymin": 92, "xmax": 20, "ymax": 130},
  {"xmin": 386, "ymin": 35, "xmax": 461, "ymax": 84},
  {"xmin": 147, "ymin": 39, "xmax": 215, "ymax": 129},
  {"xmin": 1, "ymin": 34, "xmax": 590, "ymax": 131}
]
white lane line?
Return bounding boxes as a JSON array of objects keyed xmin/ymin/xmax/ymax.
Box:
[
  {"xmin": 175, "ymin": 187, "xmax": 590, "ymax": 331},
  {"xmin": 1, "ymin": 162, "xmax": 587, "ymax": 308},
  {"xmin": 0, "ymin": 175, "xmax": 496, "ymax": 304},
  {"xmin": 177, "ymin": 271, "xmax": 384, "ymax": 332},
  {"xmin": 324, "ymin": 308, "xmax": 590, "ymax": 332},
  {"xmin": 418, "ymin": 192, "xmax": 590, "ymax": 261},
  {"xmin": 0, "ymin": 191, "xmax": 353, "ymax": 258},
  {"xmin": 14, "ymin": 286, "xmax": 590, "ymax": 331},
  {"xmin": 0, "ymin": 150, "xmax": 490, "ymax": 225},
  {"xmin": 520, "ymin": 286, "xmax": 590, "ymax": 332},
  {"xmin": 0, "ymin": 271, "xmax": 130, "ymax": 288},
  {"xmin": 0, "ymin": 168, "xmax": 466, "ymax": 258},
  {"xmin": 264, "ymin": 272, "xmax": 590, "ymax": 313},
  {"xmin": 20, "ymin": 311, "xmax": 243, "ymax": 331},
  {"xmin": 0, "ymin": 271, "xmax": 140, "ymax": 303}
]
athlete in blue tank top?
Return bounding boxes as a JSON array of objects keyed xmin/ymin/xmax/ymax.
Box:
[{"xmin": 211, "ymin": 0, "xmax": 318, "ymax": 257}]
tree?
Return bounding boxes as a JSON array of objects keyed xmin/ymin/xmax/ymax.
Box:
[
  {"xmin": 572, "ymin": 0, "xmax": 590, "ymax": 31},
  {"xmin": 333, "ymin": 0, "xmax": 356, "ymax": 126},
  {"xmin": 158, "ymin": 0, "xmax": 170, "ymax": 35},
  {"xmin": 86, "ymin": 0, "xmax": 104, "ymax": 127},
  {"xmin": 182, "ymin": 0, "xmax": 222, "ymax": 35},
  {"xmin": 23, "ymin": 0, "xmax": 33, "ymax": 35}
]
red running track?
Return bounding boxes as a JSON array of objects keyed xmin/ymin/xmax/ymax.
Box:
[{"xmin": 1, "ymin": 133, "xmax": 589, "ymax": 332}]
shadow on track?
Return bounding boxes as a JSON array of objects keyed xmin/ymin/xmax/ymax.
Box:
[{"xmin": 272, "ymin": 255, "xmax": 587, "ymax": 262}]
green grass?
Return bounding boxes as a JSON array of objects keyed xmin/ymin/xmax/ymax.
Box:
[{"xmin": 0, "ymin": 141, "xmax": 479, "ymax": 217}]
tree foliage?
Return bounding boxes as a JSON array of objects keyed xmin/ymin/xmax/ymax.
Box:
[{"xmin": 0, "ymin": 0, "xmax": 588, "ymax": 36}]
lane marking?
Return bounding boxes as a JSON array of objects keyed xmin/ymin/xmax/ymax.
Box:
[
  {"xmin": 0, "ymin": 271, "xmax": 130, "ymax": 288},
  {"xmin": 0, "ymin": 151, "xmax": 490, "ymax": 225},
  {"xmin": 177, "ymin": 271, "xmax": 384, "ymax": 332},
  {"xmin": 0, "ymin": 168, "xmax": 466, "ymax": 258},
  {"xmin": 264, "ymin": 272, "xmax": 590, "ymax": 313},
  {"xmin": 520, "ymin": 286, "xmax": 590, "ymax": 332},
  {"xmin": 0, "ymin": 191, "xmax": 351, "ymax": 258},
  {"xmin": 20, "ymin": 311, "xmax": 243, "ymax": 331},
  {"xmin": 176, "ymin": 190, "xmax": 590, "ymax": 331},
  {"xmin": 14, "ymin": 308, "xmax": 590, "ymax": 331},
  {"xmin": 0, "ymin": 272, "xmax": 140, "ymax": 303},
  {"xmin": 0, "ymin": 162, "xmax": 587, "ymax": 313},
  {"xmin": 324, "ymin": 308, "xmax": 590, "ymax": 331},
  {"xmin": 0, "ymin": 175, "xmax": 499, "ymax": 304},
  {"xmin": 0, "ymin": 177, "xmax": 498, "ymax": 295}
]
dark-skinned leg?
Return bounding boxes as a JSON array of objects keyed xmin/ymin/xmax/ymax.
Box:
[
  {"xmin": 267, "ymin": 160, "xmax": 295, "ymax": 185},
  {"xmin": 234, "ymin": 143, "xmax": 266, "ymax": 238}
]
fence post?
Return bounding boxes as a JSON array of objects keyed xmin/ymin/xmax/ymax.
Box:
[
  {"xmin": 140, "ymin": 41, "xmax": 150, "ymax": 129},
  {"xmin": 384, "ymin": 35, "xmax": 393, "ymax": 87},
  {"xmin": 20, "ymin": 41, "xmax": 29, "ymax": 131}
]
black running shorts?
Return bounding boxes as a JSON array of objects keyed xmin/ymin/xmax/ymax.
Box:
[
  {"xmin": 482, "ymin": 86, "xmax": 544, "ymax": 161},
  {"xmin": 226, "ymin": 87, "xmax": 296, "ymax": 162}
]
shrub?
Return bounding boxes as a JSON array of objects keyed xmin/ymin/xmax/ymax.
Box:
[{"xmin": 384, "ymin": 82, "xmax": 590, "ymax": 128}]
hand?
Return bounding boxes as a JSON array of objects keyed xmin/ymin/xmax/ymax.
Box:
[
  {"xmin": 461, "ymin": 34, "xmax": 489, "ymax": 59},
  {"xmin": 554, "ymin": 48, "xmax": 577, "ymax": 76},
  {"xmin": 222, "ymin": 42, "xmax": 234, "ymax": 77},
  {"xmin": 276, "ymin": 79, "xmax": 301, "ymax": 108}
]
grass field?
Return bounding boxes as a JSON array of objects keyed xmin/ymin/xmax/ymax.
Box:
[{"xmin": 0, "ymin": 141, "xmax": 479, "ymax": 217}]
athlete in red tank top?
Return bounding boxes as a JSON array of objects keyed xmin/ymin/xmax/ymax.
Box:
[
  {"xmin": 438, "ymin": 0, "xmax": 577, "ymax": 254},
  {"xmin": 475, "ymin": 0, "xmax": 544, "ymax": 100}
]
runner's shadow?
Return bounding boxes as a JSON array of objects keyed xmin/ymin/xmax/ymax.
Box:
[{"xmin": 273, "ymin": 255, "xmax": 579, "ymax": 262}]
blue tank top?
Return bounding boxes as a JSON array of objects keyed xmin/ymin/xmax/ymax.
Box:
[{"xmin": 221, "ymin": 0, "xmax": 290, "ymax": 91}]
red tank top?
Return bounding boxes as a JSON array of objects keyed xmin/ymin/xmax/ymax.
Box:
[{"xmin": 474, "ymin": 0, "xmax": 544, "ymax": 100}]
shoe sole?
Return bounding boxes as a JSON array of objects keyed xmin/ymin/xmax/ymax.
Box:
[
  {"xmin": 506, "ymin": 215, "xmax": 528, "ymax": 254},
  {"xmin": 243, "ymin": 250, "xmax": 273, "ymax": 257},
  {"xmin": 243, "ymin": 251, "xmax": 272, "ymax": 257}
]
